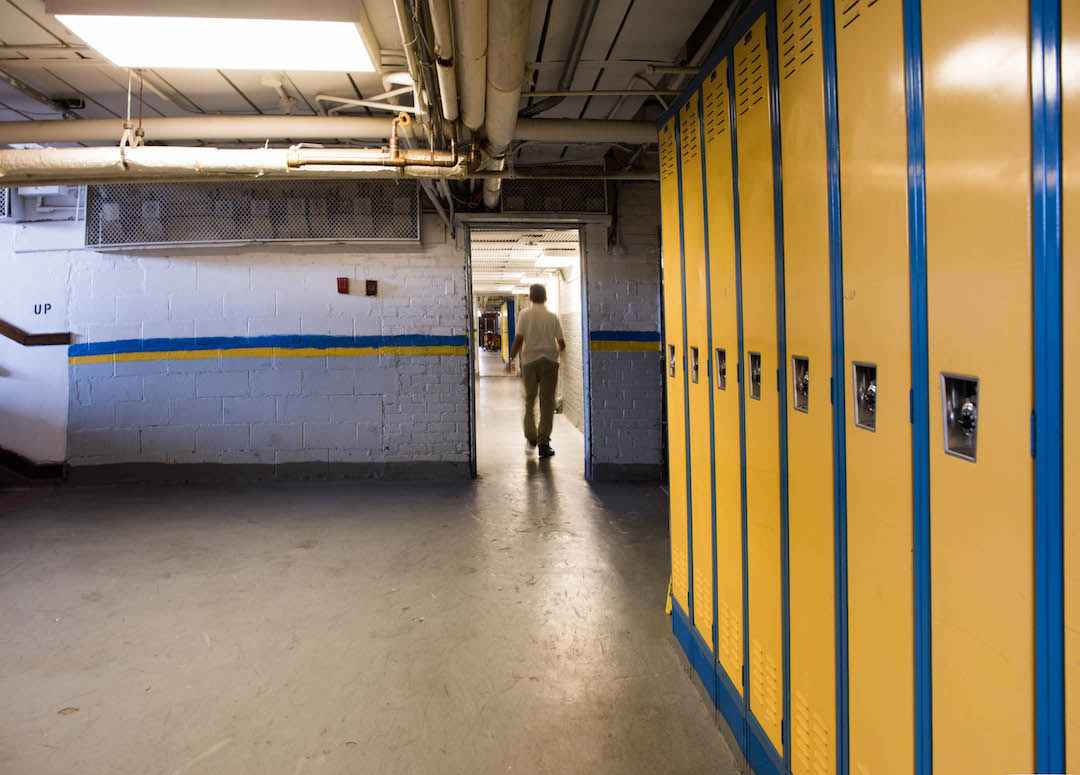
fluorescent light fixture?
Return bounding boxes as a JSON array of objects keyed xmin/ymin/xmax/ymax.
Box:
[
  {"xmin": 518, "ymin": 276, "xmax": 548, "ymax": 286},
  {"xmin": 536, "ymin": 248, "xmax": 577, "ymax": 268},
  {"xmin": 495, "ymin": 285, "xmax": 515, "ymax": 292},
  {"xmin": 56, "ymin": 15, "xmax": 375, "ymax": 71}
]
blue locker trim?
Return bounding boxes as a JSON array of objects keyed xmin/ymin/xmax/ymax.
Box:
[
  {"xmin": 506, "ymin": 299, "xmax": 516, "ymax": 348},
  {"xmin": 579, "ymin": 228, "xmax": 594, "ymax": 482},
  {"xmin": 697, "ymin": 87, "xmax": 723, "ymax": 657},
  {"xmin": 765, "ymin": 2, "xmax": 793, "ymax": 768},
  {"xmin": 820, "ymin": 1, "xmax": 851, "ymax": 774},
  {"xmin": 727, "ymin": 32, "xmax": 754, "ymax": 737},
  {"xmin": 901, "ymin": 2, "xmax": 933, "ymax": 774},
  {"xmin": 674, "ymin": 114, "xmax": 697, "ymax": 624},
  {"xmin": 68, "ymin": 333, "xmax": 467, "ymax": 356},
  {"xmin": 672, "ymin": 600, "xmax": 782, "ymax": 775},
  {"xmin": 1032, "ymin": 0, "xmax": 1067, "ymax": 769}
]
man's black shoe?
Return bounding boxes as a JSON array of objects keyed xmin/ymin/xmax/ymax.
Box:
[{"xmin": 538, "ymin": 444, "xmax": 555, "ymax": 458}]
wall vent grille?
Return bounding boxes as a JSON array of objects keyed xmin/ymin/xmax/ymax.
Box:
[
  {"xmin": 84, "ymin": 180, "xmax": 420, "ymax": 248},
  {"xmin": 500, "ymin": 177, "xmax": 607, "ymax": 214},
  {"xmin": 735, "ymin": 28, "xmax": 766, "ymax": 116},
  {"xmin": 703, "ymin": 65, "xmax": 729, "ymax": 145},
  {"xmin": 0, "ymin": 188, "xmax": 9, "ymax": 220},
  {"xmin": 781, "ymin": 0, "xmax": 817, "ymax": 79}
]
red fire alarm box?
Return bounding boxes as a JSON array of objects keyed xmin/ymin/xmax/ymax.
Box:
[{"xmin": 336, "ymin": 277, "xmax": 349, "ymax": 294}]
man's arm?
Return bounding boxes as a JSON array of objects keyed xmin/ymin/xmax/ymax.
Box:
[
  {"xmin": 509, "ymin": 335, "xmax": 524, "ymax": 361},
  {"xmin": 557, "ymin": 337, "xmax": 566, "ymax": 352}
]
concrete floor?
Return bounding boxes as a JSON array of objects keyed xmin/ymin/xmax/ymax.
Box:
[{"xmin": 0, "ymin": 377, "xmax": 739, "ymax": 775}]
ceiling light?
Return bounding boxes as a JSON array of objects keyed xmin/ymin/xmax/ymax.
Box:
[
  {"xmin": 56, "ymin": 15, "xmax": 375, "ymax": 71},
  {"xmin": 536, "ymin": 249, "xmax": 577, "ymax": 268},
  {"xmin": 495, "ymin": 285, "xmax": 515, "ymax": 292}
]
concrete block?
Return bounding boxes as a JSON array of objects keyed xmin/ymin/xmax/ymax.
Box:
[
  {"xmin": 198, "ymin": 262, "xmax": 251, "ymax": 294},
  {"xmin": 116, "ymin": 399, "xmax": 171, "ymax": 427},
  {"xmin": 302, "ymin": 368, "xmax": 355, "ymax": 396},
  {"xmin": 143, "ymin": 373, "xmax": 196, "ymax": 401},
  {"xmin": 116, "ymin": 295, "xmax": 169, "ymax": 324},
  {"xmin": 195, "ymin": 318, "xmax": 248, "ymax": 339},
  {"xmin": 249, "ymin": 314, "xmax": 300, "ymax": 336},
  {"xmin": 223, "ymin": 292, "xmax": 276, "ymax": 320},
  {"xmin": 170, "ymin": 397, "xmax": 222, "ymax": 425},
  {"xmin": 115, "ymin": 359, "xmax": 167, "ymax": 376},
  {"xmin": 252, "ymin": 423, "xmax": 301, "ymax": 450},
  {"xmin": 196, "ymin": 371, "xmax": 250, "ymax": 397},
  {"xmin": 166, "ymin": 357, "xmax": 222, "ymax": 373},
  {"xmin": 220, "ymin": 355, "xmax": 272, "ymax": 372},
  {"xmin": 69, "ymin": 428, "xmax": 139, "ymax": 458},
  {"xmin": 303, "ymin": 422, "xmax": 358, "ymax": 449},
  {"xmin": 224, "ymin": 396, "xmax": 276, "ymax": 423},
  {"xmin": 90, "ymin": 375, "xmax": 142, "ymax": 403},
  {"xmin": 196, "ymin": 425, "xmax": 251, "ymax": 451},
  {"xmin": 170, "ymin": 294, "xmax": 223, "ymax": 320},
  {"xmin": 252, "ymin": 369, "xmax": 301, "ymax": 396},
  {"xmin": 357, "ymin": 423, "xmax": 382, "ymax": 450},
  {"xmin": 72, "ymin": 361, "xmax": 115, "ymax": 378},
  {"xmin": 141, "ymin": 426, "xmax": 196, "ymax": 454},
  {"xmin": 281, "ymin": 395, "xmax": 331, "ymax": 421},
  {"xmin": 146, "ymin": 261, "xmax": 195, "ymax": 295},
  {"xmin": 68, "ymin": 402, "xmax": 116, "ymax": 430},
  {"xmin": 273, "ymin": 355, "xmax": 326, "ymax": 371},
  {"xmin": 73, "ymin": 378, "xmax": 92, "ymax": 406},
  {"xmin": 276, "ymin": 449, "xmax": 329, "ymax": 464},
  {"xmin": 92, "ymin": 263, "xmax": 143, "ymax": 295},
  {"xmin": 329, "ymin": 395, "xmax": 381, "ymax": 423}
]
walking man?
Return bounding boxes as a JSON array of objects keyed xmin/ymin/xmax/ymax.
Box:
[{"xmin": 508, "ymin": 283, "xmax": 566, "ymax": 458}]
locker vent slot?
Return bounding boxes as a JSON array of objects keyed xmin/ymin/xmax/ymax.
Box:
[
  {"xmin": 940, "ymin": 373, "xmax": 979, "ymax": 462},
  {"xmin": 703, "ymin": 67, "xmax": 729, "ymax": 144},
  {"xmin": 781, "ymin": 0, "xmax": 816, "ymax": 80},
  {"xmin": 853, "ymin": 362, "xmax": 877, "ymax": 431},
  {"xmin": 715, "ymin": 348, "xmax": 727, "ymax": 390},
  {"xmin": 792, "ymin": 355, "xmax": 810, "ymax": 413},
  {"xmin": 660, "ymin": 127, "xmax": 678, "ymax": 184},
  {"xmin": 749, "ymin": 351, "xmax": 762, "ymax": 400},
  {"xmin": 840, "ymin": 0, "xmax": 879, "ymax": 31},
  {"xmin": 679, "ymin": 100, "xmax": 701, "ymax": 162},
  {"xmin": 735, "ymin": 30, "xmax": 765, "ymax": 116},
  {"xmin": 85, "ymin": 180, "xmax": 420, "ymax": 248}
]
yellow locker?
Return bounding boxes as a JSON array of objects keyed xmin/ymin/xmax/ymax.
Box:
[
  {"xmin": 834, "ymin": 2, "xmax": 914, "ymax": 774},
  {"xmin": 776, "ymin": 0, "xmax": 835, "ymax": 772},
  {"xmin": 734, "ymin": 15, "xmax": 783, "ymax": 753},
  {"xmin": 680, "ymin": 94, "xmax": 714, "ymax": 646},
  {"xmin": 1067, "ymin": 1, "xmax": 1080, "ymax": 768},
  {"xmin": 660, "ymin": 119, "xmax": 691, "ymax": 613},
  {"xmin": 922, "ymin": 3, "xmax": 1034, "ymax": 771},
  {"xmin": 703, "ymin": 58, "xmax": 745, "ymax": 695}
]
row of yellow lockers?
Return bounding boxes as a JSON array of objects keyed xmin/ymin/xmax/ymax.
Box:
[{"xmin": 659, "ymin": 1, "xmax": 1078, "ymax": 774}]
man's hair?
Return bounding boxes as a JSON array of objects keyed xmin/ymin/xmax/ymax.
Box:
[{"xmin": 529, "ymin": 283, "xmax": 547, "ymax": 304}]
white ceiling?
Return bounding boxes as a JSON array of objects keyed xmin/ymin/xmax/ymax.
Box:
[
  {"xmin": 0, "ymin": 0, "xmax": 712, "ymax": 158},
  {"xmin": 470, "ymin": 228, "xmax": 579, "ymax": 292}
]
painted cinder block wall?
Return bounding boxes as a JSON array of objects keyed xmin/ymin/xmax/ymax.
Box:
[
  {"xmin": 557, "ymin": 263, "xmax": 584, "ymax": 431},
  {"xmin": 583, "ymin": 181, "xmax": 664, "ymax": 480}
]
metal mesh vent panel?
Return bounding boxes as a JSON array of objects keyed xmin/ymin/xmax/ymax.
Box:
[
  {"xmin": 501, "ymin": 178, "xmax": 607, "ymax": 214},
  {"xmin": 85, "ymin": 180, "xmax": 420, "ymax": 248},
  {"xmin": 0, "ymin": 189, "xmax": 9, "ymax": 219}
]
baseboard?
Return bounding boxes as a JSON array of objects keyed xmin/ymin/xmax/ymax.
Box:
[
  {"xmin": 589, "ymin": 462, "xmax": 662, "ymax": 481},
  {"xmin": 671, "ymin": 600, "xmax": 785, "ymax": 775},
  {"xmin": 0, "ymin": 445, "xmax": 65, "ymax": 484},
  {"xmin": 65, "ymin": 460, "xmax": 472, "ymax": 485}
]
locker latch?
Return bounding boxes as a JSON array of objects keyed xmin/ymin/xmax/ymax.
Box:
[
  {"xmin": 853, "ymin": 362, "xmax": 877, "ymax": 431},
  {"xmin": 690, "ymin": 347, "xmax": 700, "ymax": 384},
  {"xmin": 668, "ymin": 345, "xmax": 677, "ymax": 377},
  {"xmin": 941, "ymin": 373, "xmax": 979, "ymax": 462},
  {"xmin": 715, "ymin": 348, "xmax": 727, "ymax": 390},
  {"xmin": 749, "ymin": 352, "xmax": 762, "ymax": 401},
  {"xmin": 791, "ymin": 356, "xmax": 809, "ymax": 413}
]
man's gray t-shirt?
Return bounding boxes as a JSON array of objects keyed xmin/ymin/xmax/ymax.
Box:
[{"xmin": 516, "ymin": 304, "xmax": 564, "ymax": 365}]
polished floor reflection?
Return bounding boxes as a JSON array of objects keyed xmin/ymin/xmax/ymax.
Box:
[{"xmin": 0, "ymin": 382, "xmax": 739, "ymax": 774}]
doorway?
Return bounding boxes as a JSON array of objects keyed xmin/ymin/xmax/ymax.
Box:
[{"xmin": 465, "ymin": 226, "xmax": 588, "ymax": 478}]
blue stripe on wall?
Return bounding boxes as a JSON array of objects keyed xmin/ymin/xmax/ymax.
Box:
[
  {"xmin": 589, "ymin": 330, "xmax": 662, "ymax": 342},
  {"xmin": 69, "ymin": 334, "xmax": 469, "ymax": 357}
]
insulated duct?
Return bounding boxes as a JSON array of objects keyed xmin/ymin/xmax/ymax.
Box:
[
  {"xmin": 482, "ymin": 0, "xmax": 532, "ymax": 207},
  {"xmin": 429, "ymin": 0, "xmax": 459, "ymax": 122},
  {"xmin": 0, "ymin": 116, "xmax": 655, "ymax": 146},
  {"xmin": 452, "ymin": 0, "xmax": 487, "ymax": 131}
]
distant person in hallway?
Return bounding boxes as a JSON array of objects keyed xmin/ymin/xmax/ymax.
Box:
[{"xmin": 508, "ymin": 284, "xmax": 565, "ymax": 459}]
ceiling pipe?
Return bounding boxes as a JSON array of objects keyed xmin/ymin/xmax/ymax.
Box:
[
  {"xmin": 518, "ymin": 0, "xmax": 600, "ymax": 119},
  {"xmin": 0, "ymin": 116, "xmax": 656, "ymax": 146},
  {"xmin": 0, "ymin": 146, "xmax": 469, "ymax": 186},
  {"xmin": 391, "ymin": 0, "xmax": 429, "ymax": 116},
  {"xmin": 482, "ymin": 0, "xmax": 533, "ymax": 208},
  {"xmin": 429, "ymin": 0, "xmax": 459, "ymax": 123},
  {"xmin": 452, "ymin": 0, "xmax": 487, "ymax": 131}
]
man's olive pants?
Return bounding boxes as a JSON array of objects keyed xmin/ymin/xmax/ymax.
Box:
[{"xmin": 522, "ymin": 358, "xmax": 559, "ymax": 446}]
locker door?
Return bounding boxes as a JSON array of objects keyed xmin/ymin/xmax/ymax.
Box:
[
  {"xmin": 680, "ymin": 94, "xmax": 714, "ymax": 646},
  {"xmin": 734, "ymin": 15, "xmax": 784, "ymax": 753},
  {"xmin": 834, "ymin": 2, "xmax": 914, "ymax": 775},
  {"xmin": 660, "ymin": 119, "xmax": 691, "ymax": 614},
  {"xmin": 1067, "ymin": 1, "xmax": 1080, "ymax": 769},
  {"xmin": 776, "ymin": 1, "xmax": 835, "ymax": 773},
  {"xmin": 703, "ymin": 58, "xmax": 745, "ymax": 695},
  {"xmin": 922, "ymin": 4, "xmax": 1034, "ymax": 772}
]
